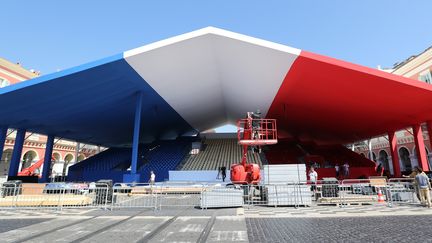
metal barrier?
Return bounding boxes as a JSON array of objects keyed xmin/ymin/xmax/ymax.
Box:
[
  {"xmin": 201, "ymin": 184, "xmax": 244, "ymax": 209},
  {"xmin": 386, "ymin": 178, "xmax": 419, "ymax": 207},
  {"xmin": 1, "ymin": 178, "xmax": 429, "ymax": 211},
  {"xmin": 0, "ymin": 182, "xmax": 111, "ymax": 210},
  {"xmin": 158, "ymin": 181, "xmax": 206, "ymax": 209},
  {"xmin": 111, "ymin": 183, "xmax": 159, "ymax": 210},
  {"xmin": 339, "ymin": 179, "xmax": 386, "ymax": 206}
]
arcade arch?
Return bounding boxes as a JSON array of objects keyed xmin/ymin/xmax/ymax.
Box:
[{"xmin": 398, "ymin": 147, "xmax": 412, "ymax": 171}]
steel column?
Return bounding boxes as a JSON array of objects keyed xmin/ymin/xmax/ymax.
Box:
[
  {"xmin": 368, "ymin": 140, "xmax": 373, "ymax": 161},
  {"xmin": 413, "ymin": 124, "xmax": 429, "ymax": 171},
  {"xmin": 124, "ymin": 92, "xmax": 143, "ymax": 182},
  {"xmin": 41, "ymin": 135, "xmax": 54, "ymax": 182},
  {"xmin": 0, "ymin": 127, "xmax": 7, "ymax": 162},
  {"xmin": 388, "ymin": 131, "xmax": 401, "ymax": 177},
  {"xmin": 8, "ymin": 129, "xmax": 26, "ymax": 177},
  {"xmin": 426, "ymin": 121, "xmax": 432, "ymax": 162}
]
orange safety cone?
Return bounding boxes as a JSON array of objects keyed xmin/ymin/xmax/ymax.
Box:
[{"xmin": 377, "ymin": 188, "xmax": 385, "ymax": 203}]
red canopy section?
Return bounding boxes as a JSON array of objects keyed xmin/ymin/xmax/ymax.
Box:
[{"xmin": 267, "ymin": 51, "xmax": 432, "ymax": 145}]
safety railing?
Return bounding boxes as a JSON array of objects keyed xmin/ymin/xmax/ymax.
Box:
[
  {"xmin": 237, "ymin": 118, "xmax": 277, "ymax": 146},
  {"xmin": 158, "ymin": 181, "xmax": 207, "ymax": 209},
  {"xmin": 339, "ymin": 178, "xmax": 387, "ymax": 207},
  {"xmin": 386, "ymin": 178, "xmax": 419, "ymax": 207},
  {"xmin": 111, "ymin": 183, "xmax": 159, "ymax": 210},
  {"xmin": 1, "ymin": 178, "xmax": 429, "ymax": 211},
  {"xmin": 0, "ymin": 182, "xmax": 112, "ymax": 210}
]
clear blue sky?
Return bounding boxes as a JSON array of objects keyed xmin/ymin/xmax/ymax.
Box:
[{"xmin": 2, "ymin": 0, "xmax": 432, "ymax": 75}]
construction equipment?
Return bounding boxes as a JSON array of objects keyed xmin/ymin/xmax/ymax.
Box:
[
  {"xmin": 231, "ymin": 111, "xmax": 277, "ymax": 184},
  {"xmin": 18, "ymin": 156, "xmax": 55, "ymax": 177}
]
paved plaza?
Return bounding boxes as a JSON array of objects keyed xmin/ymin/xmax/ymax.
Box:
[{"xmin": 0, "ymin": 204, "xmax": 431, "ymax": 243}]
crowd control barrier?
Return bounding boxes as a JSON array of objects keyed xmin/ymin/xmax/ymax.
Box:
[{"xmin": 1, "ymin": 178, "xmax": 430, "ymax": 211}]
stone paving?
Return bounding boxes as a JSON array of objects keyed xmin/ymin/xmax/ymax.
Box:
[
  {"xmin": 244, "ymin": 204, "xmax": 432, "ymax": 218},
  {"xmin": 0, "ymin": 204, "xmax": 431, "ymax": 242},
  {"xmin": 0, "ymin": 207, "xmax": 247, "ymax": 243},
  {"xmin": 246, "ymin": 215, "xmax": 432, "ymax": 242}
]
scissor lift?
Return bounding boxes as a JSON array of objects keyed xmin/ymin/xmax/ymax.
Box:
[{"xmin": 231, "ymin": 113, "xmax": 277, "ymax": 185}]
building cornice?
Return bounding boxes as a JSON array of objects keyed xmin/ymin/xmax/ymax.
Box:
[
  {"xmin": 392, "ymin": 47, "xmax": 432, "ymax": 77},
  {"xmin": 0, "ymin": 57, "xmax": 39, "ymax": 80}
]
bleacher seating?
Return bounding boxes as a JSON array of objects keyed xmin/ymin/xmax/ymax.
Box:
[
  {"xmin": 181, "ymin": 138, "xmax": 262, "ymax": 170},
  {"xmin": 68, "ymin": 139, "xmax": 191, "ymax": 183},
  {"xmin": 138, "ymin": 140, "xmax": 191, "ymax": 182},
  {"xmin": 68, "ymin": 147, "xmax": 132, "ymax": 182}
]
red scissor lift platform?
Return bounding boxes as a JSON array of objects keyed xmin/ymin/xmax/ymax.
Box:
[
  {"xmin": 231, "ymin": 118, "xmax": 277, "ymax": 184},
  {"xmin": 237, "ymin": 118, "xmax": 278, "ymax": 146}
]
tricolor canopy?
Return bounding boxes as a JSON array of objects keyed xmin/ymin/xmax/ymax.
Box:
[{"xmin": 2, "ymin": 27, "xmax": 432, "ymax": 146}]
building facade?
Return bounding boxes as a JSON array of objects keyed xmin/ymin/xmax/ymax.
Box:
[
  {"xmin": 355, "ymin": 47, "xmax": 432, "ymax": 175},
  {"xmin": 0, "ymin": 57, "xmax": 97, "ymax": 179}
]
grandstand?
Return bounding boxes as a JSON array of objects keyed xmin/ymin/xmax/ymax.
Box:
[
  {"xmin": 180, "ymin": 138, "xmax": 262, "ymax": 170},
  {"xmin": 68, "ymin": 139, "xmax": 191, "ymax": 182},
  {"xmin": 2, "ymin": 27, "xmax": 432, "ymax": 183}
]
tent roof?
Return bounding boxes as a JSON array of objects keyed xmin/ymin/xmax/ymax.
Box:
[{"xmin": 2, "ymin": 27, "xmax": 432, "ymax": 146}]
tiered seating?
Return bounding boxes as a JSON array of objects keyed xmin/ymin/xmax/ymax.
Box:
[
  {"xmin": 68, "ymin": 147, "xmax": 132, "ymax": 182},
  {"xmin": 181, "ymin": 138, "xmax": 262, "ymax": 170},
  {"xmin": 68, "ymin": 139, "xmax": 191, "ymax": 183},
  {"xmin": 138, "ymin": 140, "xmax": 191, "ymax": 182}
]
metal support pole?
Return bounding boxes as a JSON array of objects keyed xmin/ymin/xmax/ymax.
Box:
[
  {"xmin": 131, "ymin": 92, "xmax": 143, "ymax": 174},
  {"xmin": 388, "ymin": 131, "xmax": 401, "ymax": 177},
  {"xmin": 8, "ymin": 129, "xmax": 26, "ymax": 177},
  {"xmin": 41, "ymin": 135, "xmax": 55, "ymax": 182},
  {"xmin": 124, "ymin": 92, "xmax": 143, "ymax": 182},
  {"xmin": 75, "ymin": 142, "xmax": 80, "ymax": 163},
  {"xmin": 413, "ymin": 124, "xmax": 429, "ymax": 171},
  {"xmin": 0, "ymin": 126, "xmax": 7, "ymax": 163},
  {"xmin": 426, "ymin": 121, "xmax": 432, "ymax": 169},
  {"xmin": 368, "ymin": 140, "xmax": 373, "ymax": 161}
]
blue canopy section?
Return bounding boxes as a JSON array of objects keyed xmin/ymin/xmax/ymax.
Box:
[{"xmin": 0, "ymin": 54, "xmax": 195, "ymax": 147}]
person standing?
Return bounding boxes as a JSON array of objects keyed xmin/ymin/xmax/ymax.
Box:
[
  {"xmin": 343, "ymin": 162, "xmax": 350, "ymax": 178},
  {"xmin": 309, "ymin": 167, "xmax": 318, "ymax": 193},
  {"xmin": 415, "ymin": 167, "xmax": 432, "ymax": 208},
  {"xmin": 149, "ymin": 171, "xmax": 155, "ymax": 185},
  {"xmin": 251, "ymin": 110, "xmax": 262, "ymax": 153},
  {"xmin": 221, "ymin": 166, "xmax": 227, "ymax": 182},
  {"xmin": 335, "ymin": 164, "xmax": 340, "ymax": 179}
]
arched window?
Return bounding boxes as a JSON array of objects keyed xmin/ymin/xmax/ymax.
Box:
[
  {"xmin": 63, "ymin": 154, "xmax": 74, "ymax": 175},
  {"xmin": 77, "ymin": 154, "xmax": 85, "ymax": 162},
  {"xmin": 399, "ymin": 147, "xmax": 412, "ymax": 171},
  {"xmin": 53, "ymin": 153, "xmax": 61, "ymax": 162},
  {"xmin": 378, "ymin": 150, "xmax": 390, "ymax": 171},
  {"xmin": 0, "ymin": 78, "xmax": 10, "ymax": 88},
  {"xmin": 22, "ymin": 150, "xmax": 38, "ymax": 170},
  {"xmin": 1, "ymin": 149, "xmax": 13, "ymax": 176}
]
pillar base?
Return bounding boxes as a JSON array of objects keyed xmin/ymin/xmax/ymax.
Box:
[{"xmin": 123, "ymin": 173, "xmax": 141, "ymax": 183}]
